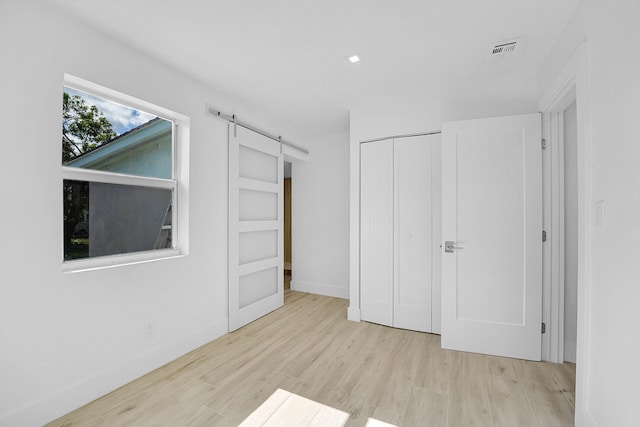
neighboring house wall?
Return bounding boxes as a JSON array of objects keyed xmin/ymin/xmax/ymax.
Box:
[
  {"xmin": 89, "ymin": 183, "xmax": 171, "ymax": 257},
  {"xmin": 67, "ymin": 118, "xmax": 173, "ymax": 179},
  {"xmin": 94, "ymin": 133, "xmax": 172, "ymax": 179}
]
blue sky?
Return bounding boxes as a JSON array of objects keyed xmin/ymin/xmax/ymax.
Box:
[{"xmin": 64, "ymin": 87, "xmax": 157, "ymax": 135}]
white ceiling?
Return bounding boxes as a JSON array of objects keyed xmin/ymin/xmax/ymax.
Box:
[{"xmin": 52, "ymin": 0, "xmax": 579, "ymax": 135}]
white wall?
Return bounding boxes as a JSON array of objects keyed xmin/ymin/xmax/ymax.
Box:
[
  {"xmin": 540, "ymin": 0, "xmax": 640, "ymax": 425},
  {"xmin": 291, "ymin": 131, "xmax": 350, "ymax": 299},
  {"xmin": 0, "ymin": 1, "xmax": 304, "ymax": 425},
  {"xmin": 563, "ymin": 100, "xmax": 578, "ymax": 363}
]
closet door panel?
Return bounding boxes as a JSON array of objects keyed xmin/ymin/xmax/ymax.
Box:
[
  {"xmin": 360, "ymin": 140, "xmax": 394, "ymax": 327},
  {"xmin": 394, "ymin": 136, "xmax": 432, "ymax": 332}
]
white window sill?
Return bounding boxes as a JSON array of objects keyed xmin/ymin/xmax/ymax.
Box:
[{"xmin": 62, "ymin": 248, "xmax": 184, "ymax": 274}]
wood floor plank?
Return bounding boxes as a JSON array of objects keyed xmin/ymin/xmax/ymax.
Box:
[
  {"xmin": 50, "ymin": 415, "xmax": 112, "ymax": 427},
  {"xmin": 369, "ymin": 329, "xmax": 426, "ymax": 413},
  {"xmin": 513, "ymin": 359, "xmax": 564, "ymax": 390},
  {"xmin": 211, "ymin": 372, "xmax": 302, "ymax": 426},
  {"xmin": 447, "ymin": 351, "xmax": 493, "ymax": 427},
  {"xmin": 369, "ymin": 406, "xmax": 400, "ymax": 425},
  {"xmin": 483, "ymin": 355, "xmax": 520, "ymax": 381},
  {"xmin": 413, "ymin": 333, "xmax": 451, "ymax": 395},
  {"xmin": 552, "ymin": 362, "xmax": 577, "ymax": 394},
  {"xmin": 261, "ymin": 392, "xmax": 324, "ymax": 427},
  {"xmin": 321, "ymin": 323, "xmax": 407, "ymax": 420},
  {"xmin": 553, "ymin": 362, "xmax": 577, "ymax": 409},
  {"xmin": 237, "ymin": 388, "xmax": 291, "ymax": 426},
  {"xmin": 323, "ymin": 339, "xmax": 388, "ymax": 421},
  {"xmin": 130, "ymin": 402, "xmax": 225, "ymax": 427},
  {"xmin": 101, "ymin": 379, "xmax": 217, "ymax": 426},
  {"xmin": 285, "ymin": 320, "xmax": 365, "ymax": 402},
  {"xmin": 48, "ymin": 291, "xmax": 576, "ymax": 427},
  {"xmin": 563, "ymin": 390, "xmax": 576, "ymax": 409},
  {"xmin": 308, "ymin": 404, "xmax": 350, "ymax": 427},
  {"xmin": 277, "ymin": 302, "xmax": 349, "ymax": 379},
  {"xmin": 344, "ymin": 405, "xmax": 400, "ymax": 427},
  {"xmin": 400, "ymin": 387, "xmax": 447, "ymax": 427},
  {"xmin": 485, "ymin": 375, "xmax": 538, "ymax": 427},
  {"xmin": 525, "ymin": 383, "xmax": 575, "ymax": 427},
  {"xmin": 203, "ymin": 370, "xmax": 297, "ymax": 419},
  {"xmin": 175, "ymin": 405, "xmax": 228, "ymax": 427}
]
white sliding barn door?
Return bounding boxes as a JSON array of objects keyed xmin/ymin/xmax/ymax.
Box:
[
  {"xmin": 360, "ymin": 139, "xmax": 394, "ymax": 327},
  {"xmin": 229, "ymin": 124, "xmax": 284, "ymax": 332},
  {"xmin": 441, "ymin": 113, "xmax": 542, "ymax": 360},
  {"xmin": 360, "ymin": 135, "xmax": 435, "ymax": 332},
  {"xmin": 394, "ymin": 136, "xmax": 433, "ymax": 332}
]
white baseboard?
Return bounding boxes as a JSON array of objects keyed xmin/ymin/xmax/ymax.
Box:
[
  {"xmin": 575, "ymin": 408, "xmax": 597, "ymax": 427},
  {"xmin": 0, "ymin": 319, "xmax": 228, "ymax": 427},
  {"xmin": 290, "ymin": 280, "xmax": 349, "ymax": 299},
  {"xmin": 347, "ymin": 306, "xmax": 361, "ymax": 322}
]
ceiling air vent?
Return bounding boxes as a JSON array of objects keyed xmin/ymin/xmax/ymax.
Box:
[{"xmin": 488, "ymin": 38, "xmax": 523, "ymax": 59}]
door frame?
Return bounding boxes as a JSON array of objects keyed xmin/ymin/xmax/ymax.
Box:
[{"xmin": 539, "ymin": 43, "xmax": 593, "ymax": 425}]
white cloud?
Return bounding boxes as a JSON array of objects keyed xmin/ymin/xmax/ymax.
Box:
[{"xmin": 64, "ymin": 87, "xmax": 157, "ymax": 135}]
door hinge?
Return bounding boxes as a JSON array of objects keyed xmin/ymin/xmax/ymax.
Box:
[
  {"xmin": 542, "ymin": 322, "xmax": 546, "ymax": 334},
  {"xmin": 542, "ymin": 230, "xmax": 547, "ymax": 242},
  {"xmin": 541, "ymin": 138, "xmax": 547, "ymax": 150}
]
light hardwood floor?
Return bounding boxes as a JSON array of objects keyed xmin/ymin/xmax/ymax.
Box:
[{"xmin": 48, "ymin": 291, "xmax": 575, "ymax": 427}]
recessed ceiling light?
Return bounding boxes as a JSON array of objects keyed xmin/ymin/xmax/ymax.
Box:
[{"xmin": 347, "ymin": 54, "xmax": 360, "ymax": 63}]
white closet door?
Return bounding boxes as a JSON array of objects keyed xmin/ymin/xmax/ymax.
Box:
[
  {"xmin": 229, "ymin": 124, "xmax": 284, "ymax": 332},
  {"xmin": 360, "ymin": 139, "xmax": 394, "ymax": 327},
  {"xmin": 393, "ymin": 136, "xmax": 432, "ymax": 332}
]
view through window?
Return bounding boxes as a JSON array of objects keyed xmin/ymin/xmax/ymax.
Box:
[{"xmin": 62, "ymin": 84, "xmax": 175, "ymax": 262}]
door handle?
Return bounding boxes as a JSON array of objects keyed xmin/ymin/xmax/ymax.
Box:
[{"xmin": 444, "ymin": 241, "xmax": 463, "ymax": 253}]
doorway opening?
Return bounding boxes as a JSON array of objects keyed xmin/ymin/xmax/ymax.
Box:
[
  {"xmin": 563, "ymin": 101, "xmax": 578, "ymax": 364},
  {"xmin": 284, "ymin": 161, "xmax": 292, "ymax": 291}
]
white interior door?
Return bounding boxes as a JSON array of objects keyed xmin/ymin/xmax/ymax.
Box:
[
  {"xmin": 360, "ymin": 139, "xmax": 394, "ymax": 327},
  {"xmin": 229, "ymin": 124, "xmax": 284, "ymax": 332},
  {"xmin": 441, "ymin": 113, "xmax": 542, "ymax": 360},
  {"xmin": 394, "ymin": 136, "xmax": 432, "ymax": 332}
]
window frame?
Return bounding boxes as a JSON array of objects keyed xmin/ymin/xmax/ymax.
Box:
[{"xmin": 62, "ymin": 74, "xmax": 188, "ymax": 273}]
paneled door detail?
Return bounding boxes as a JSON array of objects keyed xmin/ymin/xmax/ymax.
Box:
[
  {"xmin": 394, "ymin": 136, "xmax": 433, "ymax": 332},
  {"xmin": 360, "ymin": 135, "xmax": 435, "ymax": 332},
  {"xmin": 441, "ymin": 113, "xmax": 542, "ymax": 360},
  {"xmin": 229, "ymin": 124, "xmax": 283, "ymax": 332},
  {"xmin": 360, "ymin": 139, "xmax": 394, "ymax": 327}
]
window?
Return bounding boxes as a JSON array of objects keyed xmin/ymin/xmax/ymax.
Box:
[{"xmin": 62, "ymin": 75, "xmax": 188, "ymax": 271}]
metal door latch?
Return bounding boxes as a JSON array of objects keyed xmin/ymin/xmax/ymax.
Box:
[{"xmin": 444, "ymin": 241, "xmax": 463, "ymax": 253}]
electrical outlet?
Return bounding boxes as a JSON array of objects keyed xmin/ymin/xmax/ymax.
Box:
[{"xmin": 144, "ymin": 320, "xmax": 156, "ymax": 340}]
